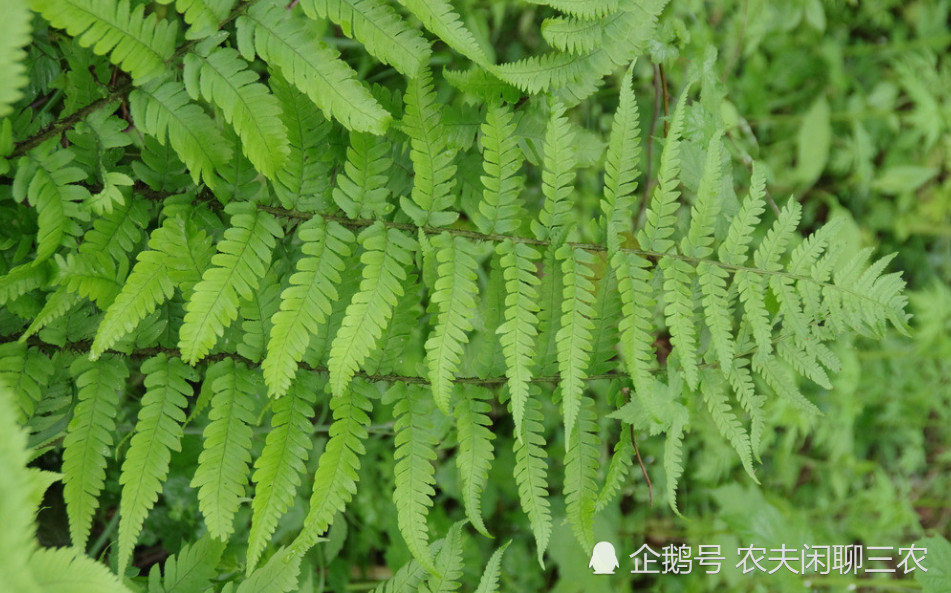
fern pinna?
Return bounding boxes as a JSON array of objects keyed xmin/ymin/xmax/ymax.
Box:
[{"xmin": 0, "ymin": 0, "xmax": 909, "ymax": 590}]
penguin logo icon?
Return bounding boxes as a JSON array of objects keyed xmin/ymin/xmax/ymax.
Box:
[{"xmin": 589, "ymin": 541, "xmax": 620, "ymax": 574}]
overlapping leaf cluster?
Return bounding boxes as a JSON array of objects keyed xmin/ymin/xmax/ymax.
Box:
[{"xmin": 0, "ymin": 0, "xmax": 910, "ymax": 590}]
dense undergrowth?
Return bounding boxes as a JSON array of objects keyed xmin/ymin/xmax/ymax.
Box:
[{"xmin": 1, "ymin": 0, "xmax": 950, "ymax": 592}]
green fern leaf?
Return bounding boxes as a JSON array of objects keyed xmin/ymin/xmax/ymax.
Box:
[
  {"xmin": 184, "ymin": 47, "xmax": 289, "ymax": 177},
  {"xmin": 23, "ymin": 147, "xmax": 90, "ymax": 263},
  {"xmin": 661, "ymin": 256, "xmax": 700, "ymax": 390},
  {"xmin": 700, "ymin": 369, "xmax": 756, "ymax": 479},
  {"xmin": 263, "ymin": 217, "xmax": 353, "ymax": 397},
  {"xmin": 453, "ymin": 385, "xmax": 495, "ymax": 537},
  {"xmin": 156, "ymin": 215, "xmax": 216, "ymax": 300},
  {"xmin": 754, "ymin": 356, "xmax": 820, "ymax": 415},
  {"xmin": 637, "ymin": 85, "xmax": 690, "ymax": 253},
  {"xmin": 0, "ymin": 262, "xmax": 51, "ymax": 307},
  {"xmin": 474, "ymin": 101, "xmax": 525, "ymax": 236},
  {"xmin": 130, "ymin": 80, "xmax": 233, "ymax": 189},
  {"xmin": 532, "ymin": 103, "xmax": 577, "ymax": 244},
  {"xmin": 425, "ymin": 233, "xmax": 479, "ymax": 413},
  {"xmin": 62, "ymin": 355, "xmax": 128, "ymax": 548},
  {"xmin": 237, "ymin": 271, "xmax": 281, "ymax": 362},
  {"xmin": 235, "ymin": 547, "xmax": 302, "ymax": 593},
  {"xmin": 270, "ymin": 74, "xmax": 335, "ymax": 212},
  {"xmin": 303, "ymin": 0, "xmax": 430, "ymax": 78},
  {"xmin": 698, "ymin": 261, "xmax": 735, "ymax": 376},
  {"xmin": 473, "ymin": 541, "xmax": 511, "ymax": 593},
  {"xmin": 148, "ymin": 535, "xmax": 225, "ymax": 593},
  {"xmin": 612, "ymin": 251, "xmax": 655, "ymax": 395},
  {"xmin": 332, "ymin": 131, "xmax": 393, "ymax": 219},
  {"xmin": 601, "ymin": 61, "xmax": 640, "ymax": 256},
  {"xmin": 54, "ymin": 251, "xmax": 121, "ymax": 310},
  {"xmin": 564, "ymin": 397, "xmax": 600, "ymax": 552},
  {"xmin": 328, "ymin": 223, "xmax": 415, "ymax": 397},
  {"xmin": 247, "ymin": 372, "xmax": 319, "ymax": 572},
  {"xmin": 239, "ymin": 1, "xmax": 392, "ymax": 134},
  {"xmin": 179, "ymin": 203, "xmax": 283, "ymax": 365},
  {"xmin": 191, "ymin": 359, "xmax": 258, "ymax": 540},
  {"xmin": 541, "ymin": 15, "xmax": 606, "ymax": 55},
  {"xmin": 400, "ymin": 68, "xmax": 460, "ymax": 228},
  {"xmin": 754, "ymin": 199, "xmax": 803, "ymax": 273},
  {"xmin": 158, "ymin": 0, "xmax": 234, "ymax": 40},
  {"xmin": 91, "ymin": 223, "xmax": 177, "ymax": 359},
  {"xmin": 555, "ymin": 245, "xmax": 596, "ymax": 449},
  {"xmin": 0, "ymin": 0, "xmax": 30, "ymax": 117},
  {"xmin": 663, "ymin": 404, "xmax": 688, "ymax": 516},
  {"xmin": 118, "ymin": 354, "xmax": 198, "ymax": 570},
  {"xmin": 396, "ymin": 0, "xmax": 489, "ymax": 66},
  {"xmin": 78, "ymin": 197, "xmax": 149, "ymax": 265},
  {"xmin": 391, "ymin": 383, "xmax": 440, "ymax": 575},
  {"xmin": 525, "ymin": 0, "xmax": 619, "ymax": 18},
  {"xmin": 718, "ymin": 162, "xmax": 767, "ymax": 266},
  {"xmin": 30, "ymin": 0, "xmax": 177, "ymax": 82},
  {"xmin": 0, "ymin": 343, "xmax": 54, "ymax": 420},
  {"xmin": 595, "ymin": 426, "xmax": 633, "ymax": 511},
  {"xmin": 292, "ymin": 379, "xmax": 373, "ymax": 554},
  {"xmin": 20, "ymin": 288, "xmax": 81, "ymax": 341},
  {"xmin": 29, "ymin": 547, "xmax": 133, "ymax": 593},
  {"xmin": 496, "ymin": 239, "xmax": 541, "ymax": 441},
  {"xmin": 420, "ymin": 522, "xmax": 464, "ymax": 593},
  {"xmin": 513, "ymin": 392, "xmax": 551, "ymax": 567},
  {"xmin": 728, "ymin": 360, "xmax": 766, "ymax": 458},
  {"xmin": 681, "ymin": 132, "xmax": 724, "ymax": 259}
]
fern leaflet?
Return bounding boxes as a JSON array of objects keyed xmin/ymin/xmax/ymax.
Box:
[
  {"xmin": 118, "ymin": 355, "xmax": 197, "ymax": 570},
  {"xmin": 513, "ymin": 392, "xmax": 551, "ymax": 567},
  {"xmin": 179, "ymin": 203, "xmax": 283, "ymax": 365},
  {"xmin": 190, "ymin": 359, "xmax": 258, "ymax": 540},
  {"xmin": 564, "ymin": 397, "xmax": 600, "ymax": 553},
  {"xmin": 263, "ymin": 217, "xmax": 353, "ymax": 397},
  {"xmin": 475, "ymin": 101, "xmax": 525, "ymax": 236},
  {"xmin": 62, "ymin": 356, "xmax": 128, "ymax": 548},
  {"xmin": 453, "ymin": 385, "xmax": 495, "ymax": 537}
]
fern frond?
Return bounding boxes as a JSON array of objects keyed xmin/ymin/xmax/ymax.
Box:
[
  {"xmin": 191, "ymin": 358, "xmax": 258, "ymax": 540},
  {"xmin": 555, "ymin": 245, "xmax": 596, "ymax": 449},
  {"xmin": 156, "ymin": 216, "xmax": 215, "ymax": 299},
  {"xmin": 663, "ymin": 404, "xmax": 688, "ymax": 515},
  {"xmin": 681, "ymin": 132, "xmax": 724, "ymax": 259},
  {"xmin": 728, "ymin": 360, "xmax": 766, "ymax": 458},
  {"xmin": 179, "ymin": 203, "xmax": 283, "ymax": 365},
  {"xmin": 637, "ymin": 85, "xmax": 690, "ymax": 253},
  {"xmin": 400, "ymin": 67, "xmax": 459, "ymax": 228},
  {"xmin": 595, "ymin": 426, "xmax": 633, "ymax": 511},
  {"xmin": 473, "ymin": 541, "xmax": 511, "ymax": 593},
  {"xmin": 270, "ymin": 74, "xmax": 334, "ymax": 212},
  {"xmin": 158, "ymin": 0, "xmax": 234, "ymax": 40},
  {"xmin": 698, "ymin": 261, "xmax": 735, "ymax": 376},
  {"xmin": 525, "ymin": 0, "xmax": 619, "ymax": 18},
  {"xmin": 612, "ymin": 251, "xmax": 655, "ymax": 395},
  {"xmin": 328, "ymin": 223, "xmax": 415, "ymax": 397},
  {"xmin": 541, "ymin": 15, "xmax": 605, "ymax": 55},
  {"xmin": 292, "ymin": 379, "xmax": 373, "ymax": 554},
  {"xmin": 118, "ymin": 354, "xmax": 197, "ymax": 570},
  {"xmin": 78, "ymin": 197, "xmax": 149, "ymax": 264},
  {"xmin": 62, "ymin": 355, "xmax": 128, "ymax": 548},
  {"xmin": 453, "ymin": 385, "xmax": 494, "ymax": 537},
  {"xmin": 130, "ymin": 80, "xmax": 232, "ymax": 189},
  {"xmin": 263, "ymin": 217, "xmax": 353, "ymax": 397},
  {"xmin": 0, "ymin": 343, "xmax": 53, "ymax": 420},
  {"xmin": 0, "ymin": 0, "xmax": 30, "ymax": 117},
  {"xmin": 496, "ymin": 239, "xmax": 541, "ymax": 441},
  {"xmin": 184, "ymin": 47, "xmax": 289, "ymax": 177},
  {"xmin": 23, "ymin": 147, "xmax": 90, "ymax": 263},
  {"xmin": 332, "ymin": 132, "xmax": 393, "ymax": 219},
  {"xmin": 564, "ymin": 397, "xmax": 600, "ymax": 553},
  {"xmin": 753, "ymin": 356, "xmax": 820, "ymax": 415},
  {"xmin": 661, "ymin": 257, "xmax": 700, "ymax": 390},
  {"xmin": 239, "ymin": 1, "xmax": 391, "ymax": 134},
  {"xmin": 235, "ymin": 547, "xmax": 302, "ymax": 593},
  {"xmin": 396, "ymin": 0, "xmax": 489, "ymax": 66},
  {"xmin": 420, "ymin": 522, "xmax": 464, "ymax": 593},
  {"xmin": 512, "ymin": 392, "xmax": 551, "ymax": 568},
  {"xmin": 392, "ymin": 383, "xmax": 439, "ymax": 575},
  {"xmin": 425, "ymin": 233, "xmax": 479, "ymax": 413},
  {"xmin": 148, "ymin": 536, "xmax": 225, "ymax": 593},
  {"xmin": 30, "ymin": 0, "xmax": 177, "ymax": 82},
  {"xmin": 474, "ymin": 101, "xmax": 525, "ymax": 235},
  {"xmin": 718, "ymin": 162, "xmax": 767, "ymax": 266},
  {"xmin": 237, "ymin": 272, "xmax": 281, "ymax": 362},
  {"xmin": 303, "ymin": 0, "xmax": 430, "ymax": 78},
  {"xmin": 54, "ymin": 251, "xmax": 121, "ymax": 309},
  {"xmin": 20, "ymin": 288, "xmax": 81, "ymax": 341},
  {"xmin": 532, "ymin": 103, "xmax": 577, "ymax": 244},
  {"xmin": 0, "ymin": 263, "xmax": 51, "ymax": 307},
  {"xmin": 601, "ymin": 62, "xmax": 640, "ymax": 256},
  {"xmin": 248, "ymin": 372, "xmax": 319, "ymax": 572},
  {"xmin": 29, "ymin": 547, "xmax": 133, "ymax": 593},
  {"xmin": 700, "ymin": 369, "xmax": 756, "ymax": 479},
  {"xmin": 91, "ymin": 224, "xmax": 178, "ymax": 359},
  {"xmin": 363, "ymin": 271, "xmax": 421, "ymax": 375}
]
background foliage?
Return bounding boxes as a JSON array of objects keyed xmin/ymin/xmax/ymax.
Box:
[{"xmin": 1, "ymin": 0, "xmax": 949, "ymax": 592}]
